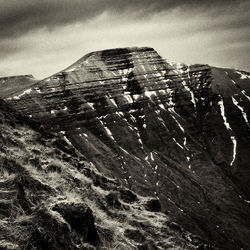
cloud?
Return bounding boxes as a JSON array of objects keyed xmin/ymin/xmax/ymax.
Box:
[
  {"xmin": 0, "ymin": 0, "xmax": 248, "ymax": 39},
  {"xmin": 0, "ymin": 0, "xmax": 249, "ymax": 77}
]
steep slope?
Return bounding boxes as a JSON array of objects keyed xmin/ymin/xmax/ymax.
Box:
[
  {"xmin": 0, "ymin": 98, "xmax": 214, "ymax": 249},
  {"xmin": 4, "ymin": 47, "xmax": 250, "ymax": 249}
]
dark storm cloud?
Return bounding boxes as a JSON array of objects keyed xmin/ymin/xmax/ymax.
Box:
[
  {"xmin": 0, "ymin": 0, "xmax": 247, "ymax": 39},
  {"xmin": 0, "ymin": 0, "xmax": 250, "ymax": 77}
]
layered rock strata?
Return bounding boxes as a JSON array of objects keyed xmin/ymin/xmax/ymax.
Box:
[{"xmin": 4, "ymin": 47, "xmax": 250, "ymax": 249}]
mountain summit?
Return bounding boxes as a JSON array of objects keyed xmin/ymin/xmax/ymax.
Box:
[{"xmin": 2, "ymin": 47, "xmax": 250, "ymax": 249}]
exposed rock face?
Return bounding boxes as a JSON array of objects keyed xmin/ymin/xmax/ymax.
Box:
[
  {"xmin": 0, "ymin": 98, "xmax": 213, "ymax": 249},
  {"xmin": 3, "ymin": 47, "xmax": 250, "ymax": 249}
]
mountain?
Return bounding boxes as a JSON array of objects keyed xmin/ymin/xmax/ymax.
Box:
[
  {"xmin": 2, "ymin": 47, "xmax": 250, "ymax": 249},
  {"xmin": 0, "ymin": 75, "xmax": 38, "ymax": 99},
  {"xmin": 0, "ymin": 98, "xmax": 213, "ymax": 249}
]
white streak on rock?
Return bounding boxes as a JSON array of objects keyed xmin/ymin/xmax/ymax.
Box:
[
  {"xmin": 65, "ymin": 67, "xmax": 76, "ymax": 72},
  {"xmin": 104, "ymin": 126, "xmax": 115, "ymax": 141},
  {"xmin": 63, "ymin": 136, "xmax": 72, "ymax": 146},
  {"xmin": 236, "ymin": 71, "xmax": 250, "ymax": 79},
  {"xmin": 109, "ymin": 98, "xmax": 117, "ymax": 107},
  {"xmin": 133, "ymin": 94, "xmax": 140, "ymax": 100},
  {"xmin": 173, "ymin": 138, "xmax": 184, "ymax": 150},
  {"xmin": 230, "ymin": 136, "xmax": 237, "ymax": 166},
  {"xmin": 150, "ymin": 152, "xmax": 154, "ymax": 161},
  {"xmin": 120, "ymin": 147, "xmax": 129, "ymax": 154},
  {"xmin": 232, "ymin": 97, "xmax": 249, "ymax": 127},
  {"xmin": 34, "ymin": 88, "xmax": 42, "ymax": 93},
  {"xmin": 218, "ymin": 99, "xmax": 237, "ymax": 166},
  {"xmin": 169, "ymin": 110, "xmax": 184, "ymax": 133},
  {"xmin": 159, "ymin": 104, "xmax": 166, "ymax": 110},
  {"xmin": 218, "ymin": 99, "xmax": 231, "ymax": 130},
  {"xmin": 88, "ymin": 102, "xmax": 95, "ymax": 109},
  {"xmin": 123, "ymin": 94, "xmax": 133, "ymax": 104},
  {"xmin": 242, "ymin": 90, "xmax": 250, "ymax": 101},
  {"xmin": 7, "ymin": 88, "xmax": 32, "ymax": 100},
  {"xmin": 144, "ymin": 90, "xmax": 157, "ymax": 100},
  {"xmin": 182, "ymin": 79, "xmax": 196, "ymax": 110}
]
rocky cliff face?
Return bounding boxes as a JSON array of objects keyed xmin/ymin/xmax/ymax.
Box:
[
  {"xmin": 0, "ymin": 98, "xmax": 213, "ymax": 249},
  {"xmin": 3, "ymin": 47, "xmax": 250, "ymax": 249}
]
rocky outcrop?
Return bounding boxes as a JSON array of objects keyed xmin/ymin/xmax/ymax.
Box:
[
  {"xmin": 0, "ymin": 98, "xmax": 213, "ymax": 249},
  {"xmin": 3, "ymin": 47, "xmax": 250, "ymax": 249}
]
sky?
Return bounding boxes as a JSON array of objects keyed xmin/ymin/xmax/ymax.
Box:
[{"xmin": 0, "ymin": 0, "xmax": 250, "ymax": 79}]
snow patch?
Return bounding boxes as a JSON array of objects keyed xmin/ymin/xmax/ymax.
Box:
[
  {"xmin": 66, "ymin": 67, "xmax": 76, "ymax": 72},
  {"xmin": 230, "ymin": 136, "xmax": 237, "ymax": 166},
  {"xmin": 133, "ymin": 94, "xmax": 140, "ymax": 100},
  {"xmin": 123, "ymin": 94, "xmax": 133, "ymax": 104},
  {"xmin": 159, "ymin": 104, "xmax": 166, "ymax": 110},
  {"xmin": 218, "ymin": 99, "xmax": 231, "ymax": 130},
  {"xmin": 236, "ymin": 71, "xmax": 250, "ymax": 80},
  {"xmin": 120, "ymin": 147, "xmax": 129, "ymax": 154},
  {"xmin": 169, "ymin": 110, "xmax": 184, "ymax": 133},
  {"xmin": 109, "ymin": 98, "xmax": 117, "ymax": 107},
  {"xmin": 144, "ymin": 90, "xmax": 157, "ymax": 100},
  {"xmin": 181, "ymin": 79, "xmax": 196, "ymax": 110},
  {"xmin": 150, "ymin": 152, "xmax": 154, "ymax": 161},
  {"xmin": 88, "ymin": 102, "xmax": 95, "ymax": 109},
  {"xmin": 242, "ymin": 90, "xmax": 250, "ymax": 101},
  {"xmin": 104, "ymin": 126, "xmax": 115, "ymax": 141},
  {"xmin": 34, "ymin": 88, "xmax": 42, "ymax": 93},
  {"xmin": 63, "ymin": 136, "xmax": 72, "ymax": 146},
  {"xmin": 173, "ymin": 138, "xmax": 184, "ymax": 150},
  {"xmin": 7, "ymin": 88, "xmax": 32, "ymax": 100},
  {"xmin": 232, "ymin": 97, "xmax": 249, "ymax": 126},
  {"xmin": 159, "ymin": 90, "xmax": 166, "ymax": 95}
]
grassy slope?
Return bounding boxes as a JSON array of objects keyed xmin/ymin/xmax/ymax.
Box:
[{"xmin": 0, "ymin": 99, "xmax": 213, "ymax": 249}]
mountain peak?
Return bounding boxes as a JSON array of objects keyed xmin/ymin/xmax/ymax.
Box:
[
  {"xmin": 2, "ymin": 47, "xmax": 250, "ymax": 249},
  {"xmin": 62, "ymin": 46, "xmax": 158, "ymax": 73}
]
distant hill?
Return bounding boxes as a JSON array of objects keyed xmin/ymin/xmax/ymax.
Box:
[{"xmin": 0, "ymin": 75, "xmax": 38, "ymax": 99}]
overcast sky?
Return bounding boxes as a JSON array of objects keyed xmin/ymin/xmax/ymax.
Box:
[{"xmin": 0, "ymin": 0, "xmax": 249, "ymax": 78}]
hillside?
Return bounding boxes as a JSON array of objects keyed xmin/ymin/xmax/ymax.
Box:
[
  {"xmin": 2, "ymin": 47, "xmax": 250, "ymax": 249},
  {"xmin": 0, "ymin": 75, "xmax": 38, "ymax": 99},
  {"xmin": 0, "ymin": 98, "xmax": 214, "ymax": 249}
]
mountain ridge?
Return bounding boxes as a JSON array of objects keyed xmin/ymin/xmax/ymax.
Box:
[{"xmin": 1, "ymin": 46, "xmax": 250, "ymax": 249}]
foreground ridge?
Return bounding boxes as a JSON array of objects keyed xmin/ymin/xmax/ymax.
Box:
[{"xmin": 0, "ymin": 98, "xmax": 213, "ymax": 249}]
